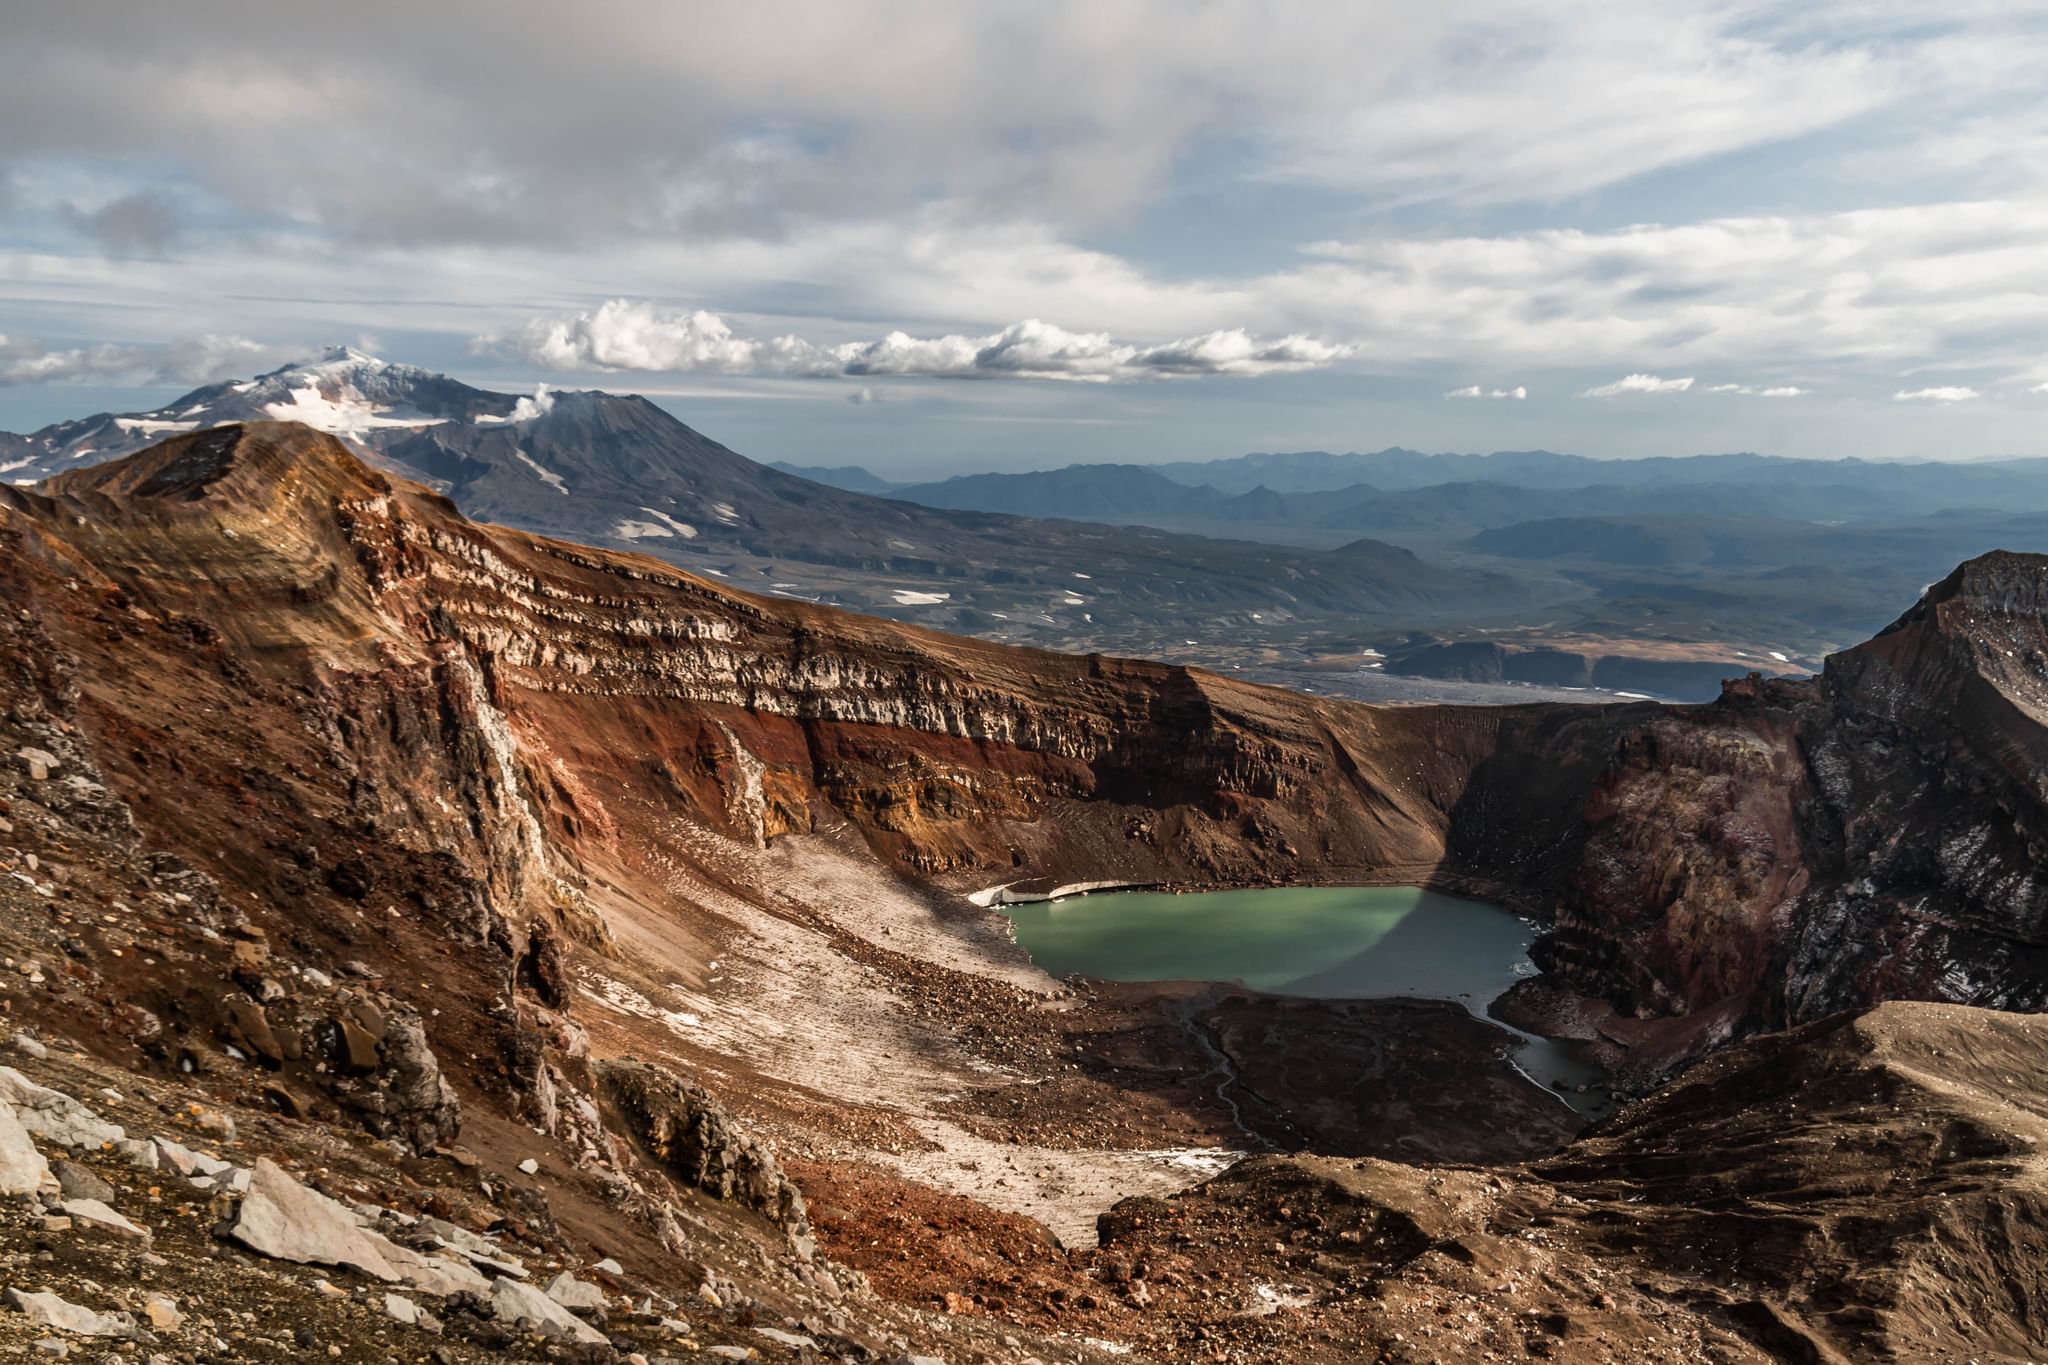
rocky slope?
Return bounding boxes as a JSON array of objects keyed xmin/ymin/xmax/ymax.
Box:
[{"xmin": 0, "ymin": 421, "xmax": 2046, "ymax": 1359}]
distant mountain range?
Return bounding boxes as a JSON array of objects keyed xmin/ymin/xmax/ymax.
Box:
[
  {"xmin": 770, "ymin": 447, "xmax": 2048, "ymax": 693},
  {"xmin": 788, "ymin": 450, "xmax": 2048, "ymax": 527}
]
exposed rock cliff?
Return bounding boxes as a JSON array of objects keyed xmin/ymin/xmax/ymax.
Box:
[{"xmin": 1531, "ymin": 553, "xmax": 2048, "ymax": 1072}]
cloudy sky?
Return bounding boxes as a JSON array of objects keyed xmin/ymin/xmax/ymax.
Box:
[{"xmin": 4, "ymin": 0, "xmax": 2048, "ymax": 475}]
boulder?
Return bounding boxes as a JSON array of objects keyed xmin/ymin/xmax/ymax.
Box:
[
  {"xmin": 334, "ymin": 1016, "xmax": 382, "ymax": 1073},
  {"xmin": 60, "ymin": 1197, "xmax": 151, "ymax": 1240},
  {"xmin": 227, "ymin": 1157, "xmax": 401, "ymax": 1282},
  {"xmin": 3, "ymin": 1289, "xmax": 138, "ymax": 1339},
  {"xmin": 51, "ymin": 1160, "xmax": 115, "ymax": 1202},
  {"xmin": 544, "ymin": 1271, "xmax": 605, "ymax": 1312},
  {"xmin": 0, "ymin": 1069, "xmax": 124, "ymax": 1148},
  {"xmin": 115, "ymin": 1138, "xmax": 159, "ymax": 1171},
  {"xmin": 0, "ymin": 1100, "xmax": 52, "ymax": 1194},
  {"xmin": 380, "ymin": 1241, "xmax": 491, "ymax": 1297},
  {"xmin": 222, "ymin": 999, "xmax": 284, "ymax": 1066},
  {"xmin": 336, "ymin": 1007, "xmax": 461, "ymax": 1151},
  {"xmin": 488, "ymin": 1277, "xmax": 608, "ymax": 1346}
]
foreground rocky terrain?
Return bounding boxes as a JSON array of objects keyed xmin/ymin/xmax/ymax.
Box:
[{"xmin": 0, "ymin": 421, "xmax": 2044, "ymax": 1360}]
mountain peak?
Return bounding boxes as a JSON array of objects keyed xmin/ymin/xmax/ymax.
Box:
[
  {"xmin": 252, "ymin": 344, "xmax": 417, "ymax": 386},
  {"xmin": 317, "ymin": 343, "xmax": 384, "ymax": 367}
]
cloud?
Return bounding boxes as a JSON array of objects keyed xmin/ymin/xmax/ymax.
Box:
[
  {"xmin": 490, "ymin": 301, "xmax": 1351, "ymax": 383},
  {"xmin": 2031, "ymin": 380, "xmax": 2048, "ymax": 394},
  {"xmin": 8, "ymin": 190, "xmax": 2047, "ymax": 408},
  {"xmin": 1893, "ymin": 385, "xmax": 1981, "ymax": 402},
  {"xmin": 58, "ymin": 189, "xmax": 179, "ymax": 258},
  {"xmin": 1264, "ymin": 8, "xmax": 1913, "ymax": 207},
  {"xmin": 1444, "ymin": 384, "xmax": 1527, "ymax": 399},
  {"xmin": 1707, "ymin": 383, "xmax": 1808, "ymax": 396},
  {"xmin": 1295, "ymin": 197, "xmax": 2048, "ymax": 375},
  {"xmin": 0, "ymin": 332, "xmax": 297, "ymax": 388},
  {"xmin": 1581, "ymin": 373, "xmax": 1695, "ymax": 398},
  {"xmin": 2, "ymin": 2, "xmax": 2025, "ymax": 250}
]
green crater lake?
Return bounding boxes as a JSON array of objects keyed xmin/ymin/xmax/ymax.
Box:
[{"xmin": 1001, "ymin": 884, "xmax": 1606, "ymax": 1112}]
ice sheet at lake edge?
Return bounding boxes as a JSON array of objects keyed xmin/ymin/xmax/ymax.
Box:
[{"xmin": 1001, "ymin": 885, "xmax": 1607, "ymax": 1112}]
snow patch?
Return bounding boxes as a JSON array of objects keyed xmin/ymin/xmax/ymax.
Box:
[
  {"xmin": 611, "ymin": 519, "xmax": 675, "ymax": 540},
  {"xmin": 639, "ymin": 507, "xmax": 698, "ymax": 538},
  {"xmin": 509, "ymin": 447, "xmax": 568, "ymax": 495},
  {"xmin": 113, "ymin": 418, "xmax": 198, "ymax": 436},
  {"xmin": 892, "ymin": 590, "xmax": 950, "ymax": 606},
  {"xmin": 262, "ymin": 382, "xmax": 447, "ymax": 438}
]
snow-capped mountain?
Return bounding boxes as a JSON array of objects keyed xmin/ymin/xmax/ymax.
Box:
[{"xmin": 0, "ymin": 347, "xmax": 516, "ymax": 482}]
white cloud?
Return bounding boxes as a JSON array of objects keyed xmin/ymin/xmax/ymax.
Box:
[
  {"xmin": 1581, "ymin": 373, "xmax": 1695, "ymax": 398},
  {"xmin": 490, "ymin": 302, "xmax": 1351, "ymax": 383},
  {"xmin": 1444, "ymin": 384, "xmax": 1527, "ymax": 399},
  {"xmin": 0, "ymin": 332, "xmax": 297, "ymax": 388},
  {"xmin": 2030, "ymin": 380, "xmax": 2048, "ymax": 394},
  {"xmin": 1893, "ymin": 385, "xmax": 1981, "ymax": 402},
  {"xmin": 1707, "ymin": 383, "xmax": 1808, "ymax": 396},
  {"xmin": 1294, "ymin": 198, "xmax": 2048, "ymax": 374}
]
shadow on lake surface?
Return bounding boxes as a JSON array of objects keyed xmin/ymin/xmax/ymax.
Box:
[{"xmin": 1002, "ymin": 885, "xmax": 1608, "ymax": 1113}]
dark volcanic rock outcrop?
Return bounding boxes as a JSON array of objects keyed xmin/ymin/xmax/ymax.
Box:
[
  {"xmin": 1535, "ymin": 553, "xmax": 2048, "ymax": 1066},
  {"xmin": 597, "ymin": 1059, "xmax": 812, "ymax": 1252}
]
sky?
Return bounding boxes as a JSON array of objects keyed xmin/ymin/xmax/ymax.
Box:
[{"xmin": 4, "ymin": 0, "xmax": 2048, "ymax": 477}]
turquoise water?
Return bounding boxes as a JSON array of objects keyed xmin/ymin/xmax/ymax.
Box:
[{"xmin": 1001, "ymin": 885, "xmax": 1607, "ymax": 1112}]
